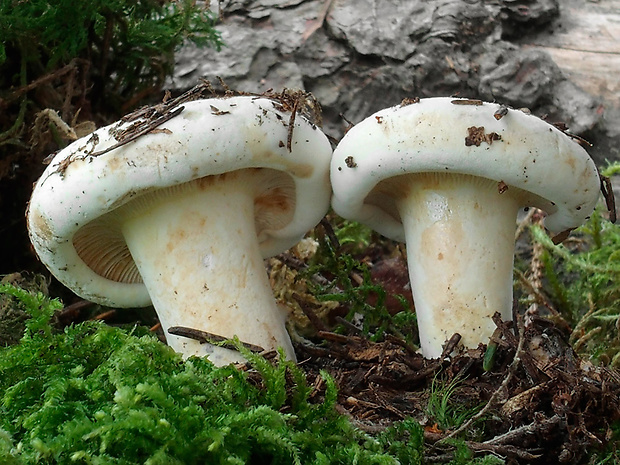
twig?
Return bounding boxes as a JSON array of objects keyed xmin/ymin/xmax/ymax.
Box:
[
  {"xmin": 217, "ymin": 76, "xmax": 233, "ymax": 96},
  {"xmin": 334, "ymin": 316, "xmax": 364, "ymax": 336},
  {"xmin": 573, "ymin": 326, "xmax": 603, "ymax": 353},
  {"xmin": 335, "ymin": 404, "xmax": 388, "ymax": 434},
  {"xmin": 340, "ymin": 113, "xmax": 354, "ymax": 134},
  {"xmin": 599, "ymin": 171, "xmax": 617, "ymax": 223},
  {"xmin": 1, "ymin": 59, "xmax": 83, "ymax": 105},
  {"xmin": 286, "ymin": 97, "xmax": 298, "ymax": 153},
  {"xmin": 91, "ymin": 309, "xmax": 117, "ymax": 321},
  {"xmin": 293, "ymin": 294, "xmax": 329, "ymax": 332},
  {"xmin": 275, "ymin": 252, "xmax": 306, "ymax": 271},
  {"xmin": 0, "ymin": 59, "xmax": 28, "ymax": 144},
  {"xmin": 514, "ymin": 207, "xmax": 538, "ymax": 241},
  {"xmin": 320, "ymin": 218, "xmax": 340, "ymax": 249},
  {"xmin": 493, "ymin": 105, "xmax": 509, "ymax": 120},
  {"xmin": 384, "ymin": 333, "xmax": 419, "ymax": 356},
  {"xmin": 467, "ymin": 442, "xmax": 541, "ymax": 461},
  {"xmin": 167, "ymin": 326, "xmax": 264, "ymax": 353},
  {"xmin": 484, "ymin": 414, "xmax": 561, "ymax": 446},
  {"xmin": 515, "ymin": 270, "xmax": 557, "ymax": 315},
  {"xmin": 56, "ymin": 299, "xmax": 96, "ymax": 323},
  {"xmin": 317, "ymin": 330, "xmax": 353, "ymax": 344},
  {"xmin": 58, "ymin": 299, "xmax": 94, "ymax": 315},
  {"xmin": 440, "ymin": 333, "xmax": 462, "ymax": 358}
]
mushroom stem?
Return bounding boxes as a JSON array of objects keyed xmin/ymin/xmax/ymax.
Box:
[
  {"xmin": 394, "ymin": 173, "xmax": 520, "ymax": 358},
  {"xmin": 120, "ymin": 172, "xmax": 296, "ymax": 365}
]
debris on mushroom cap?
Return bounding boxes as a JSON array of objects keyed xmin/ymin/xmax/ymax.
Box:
[
  {"xmin": 27, "ymin": 91, "xmax": 333, "ymax": 309},
  {"xmin": 464, "ymin": 126, "xmax": 502, "ymax": 147},
  {"xmin": 330, "ymin": 97, "xmax": 601, "ymax": 242}
]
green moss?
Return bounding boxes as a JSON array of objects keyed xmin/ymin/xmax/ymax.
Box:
[
  {"xmin": 0, "ymin": 0, "xmax": 221, "ymax": 81},
  {"xmin": 375, "ymin": 419, "xmax": 424, "ymax": 465},
  {"xmin": 333, "ymin": 218, "xmax": 374, "ymax": 252},
  {"xmin": 529, "ymin": 204, "xmax": 620, "ymax": 365},
  {"xmin": 510, "ymin": 163, "xmax": 620, "ymax": 369},
  {"xmin": 0, "ymin": 284, "xmax": 411, "ymax": 464},
  {"xmin": 0, "ymin": 283, "xmax": 514, "ymax": 464}
]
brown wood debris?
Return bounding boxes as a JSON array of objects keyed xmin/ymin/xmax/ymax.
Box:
[
  {"xmin": 494, "ymin": 105, "xmax": 509, "ymax": 120},
  {"xmin": 451, "ymin": 99, "xmax": 483, "ymax": 106},
  {"xmin": 293, "ymin": 311, "xmax": 620, "ymax": 464},
  {"xmin": 400, "ymin": 97, "xmax": 420, "ymax": 106},
  {"xmin": 167, "ymin": 325, "xmax": 265, "ymax": 353},
  {"xmin": 465, "ymin": 126, "xmax": 502, "ymax": 147}
]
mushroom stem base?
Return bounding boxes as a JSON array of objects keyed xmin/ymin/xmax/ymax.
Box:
[
  {"xmin": 396, "ymin": 173, "xmax": 520, "ymax": 358},
  {"xmin": 120, "ymin": 172, "xmax": 296, "ymax": 365}
]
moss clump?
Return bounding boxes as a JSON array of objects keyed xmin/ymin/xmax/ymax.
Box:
[
  {"xmin": 525, "ymin": 165, "xmax": 620, "ymax": 366},
  {"xmin": 0, "ymin": 283, "xmax": 420, "ymax": 464},
  {"xmin": 0, "ymin": 0, "xmax": 222, "ymax": 119},
  {"xmin": 0, "ymin": 274, "xmax": 49, "ymax": 347}
]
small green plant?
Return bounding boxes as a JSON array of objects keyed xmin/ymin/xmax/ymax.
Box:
[
  {"xmin": 307, "ymin": 231, "xmax": 417, "ymax": 345},
  {"xmin": 426, "ymin": 373, "xmax": 482, "ymax": 433},
  {"xmin": 333, "ymin": 218, "xmax": 374, "ymax": 251}
]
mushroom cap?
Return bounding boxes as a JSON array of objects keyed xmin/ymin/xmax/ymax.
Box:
[
  {"xmin": 28, "ymin": 96, "xmax": 333, "ymax": 308},
  {"xmin": 331, "ymin": 97, "xmax": 601, "ymax": 242}
]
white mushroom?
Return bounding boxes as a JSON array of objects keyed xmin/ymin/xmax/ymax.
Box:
[
  {"xmin": 330, "ymin": 97, "xmax": 600, "ymax": 358},
  {"xmin": 27, "ymin": 95, "xmax": 332, "ymax": 365}
]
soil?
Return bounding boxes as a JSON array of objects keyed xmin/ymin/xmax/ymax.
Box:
[{"xmin": 295, "ymin": 316, "xmax": 620, "ymax": 464}]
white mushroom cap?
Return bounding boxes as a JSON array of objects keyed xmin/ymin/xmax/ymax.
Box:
[
  {"xmin": 28, "ymin": 96, "xmax": 332, "ymax": 309},
  {"xmin": 331, "ymin": 97, "xmax": 600, "ymax": 240},
  {"xmin": 330, "ymin": 97, "xmax": 601, "ymax": 358}
]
